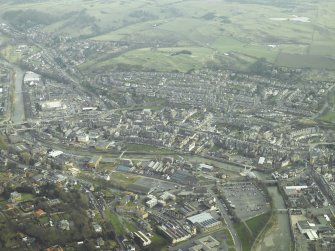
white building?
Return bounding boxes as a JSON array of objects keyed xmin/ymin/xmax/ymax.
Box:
[
  {"xmin": 297, "ymin": 221, "xmax": 319, "ymax": 240},
  {"xmin": 24, "ymin": 71, "xmax": 40, "ymax": 86},
  {"xmin": 59, "ymin": 220, "xmax": 70, "ymax": 231},
  {"xmin": 48, "ymin": 150, "xmax": 63, "ymax": 158},
  {"xmin": 134, "ymin": 231, "xmax": 151, "ymax": 246},
  {"xmin": 9, "ymin": 191, "xmax": 21, "ymax": 203},
  {"xmin": 187, "ymin": 212, "xmax": 222, "ymax": 232},
  {"xmin": 146, "ymin": 198, "xmax": 157, "ymax": 208},
  {"xmin": 146, "ymin": 195, "xmax": 158, "ymax": 208},
  {"xmin": 40, "ymin": 100, "xmax": 66, "ymax": 110},
  {"xmin": 258, "ymin": 157, "xmax": 265, "ymax": 165},
  {"xmin": 160, "ymin": 191, "xmax": 176, "ymax": 201},
  {"xmin": 199, "ymin": 164, "xmax": 214, "ymax": 171},
  {"xmin": 77, "ymin": 134, "xmax": 89, "ymax": 143},
  {"xmin": 93, "ymin": 223, "xmax": 102, "ymax": 233}
]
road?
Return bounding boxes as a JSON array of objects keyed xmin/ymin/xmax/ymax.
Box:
[{"xmin": 209, "ymin": 188, "xmax": 242, "ymax": 251}]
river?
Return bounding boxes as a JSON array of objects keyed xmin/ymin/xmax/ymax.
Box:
[
  {"xmin": 12, "ymin": 66, "xmax": 25, "ymax": 124},
  {"xmin": 0, "ymin": 59, "xmax": 25, "ymax": 124},
  {"xmin": 255, "ymin": 186, "xmax": 292, "ymax": 251}
]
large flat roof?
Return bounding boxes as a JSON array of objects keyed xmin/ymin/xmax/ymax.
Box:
[
  {"xmin": 187, "ymin": 212, "xmax": 213, "ymax": 224},
  {"xmin": 24, "ymin": 71, "xmax": 40, "ymax": 82}
]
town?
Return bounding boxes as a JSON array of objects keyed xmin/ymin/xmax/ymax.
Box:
[{"xmin": 1, "ymin": 2, "xmax": 335, "ymax": 251}]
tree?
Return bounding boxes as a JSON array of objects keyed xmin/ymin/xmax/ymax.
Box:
[
  {"xmin": 0, "ymin": 136, "xmax": 7, "ymax": 150},
  {"xmin": 16, "ymin": 184, "xmax": 33, "ymax": 194},
  {"xmin": 248, "ymin": 58, "xmax": 269, "ymax": 76},
  {"xmin": 7, "ymin": 161, "xmax": 17, "ymax": 169},
  {"xmin": 19, "ymin": 151, "xmax": 31, "ymax": 165}
]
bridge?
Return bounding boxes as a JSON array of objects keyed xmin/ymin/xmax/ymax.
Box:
[
  {"xmin": 274, "ymin": 209, "xmax": 289, "ymax": 214},
  {"xmin": 263, "ymin": 179, "xmax": 278, "ymax": 185}
]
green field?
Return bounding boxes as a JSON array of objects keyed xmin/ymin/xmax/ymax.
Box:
[
  {"xmin": 1, "ymin": 0, "xmax": 335, "ymax": 71},
  {"xmin": 319, "ymin": 96, "xmax": 335, "ymax": 123},
  {"xmin": 20, "ymin": 193, "xmax": 34, "ymax": 201},
  {"xmin": 79, "ymin": 171, "xmax": 139, "ymax": 189},
  {"xmin": 234, "ymin": 212, "xmax": 271, "ymax": 251},
  {"xmin": 110, "ymin": 172, "xmax": 140, "ymax": 189},
  {"xmin": 82, "ymin": 47, "xmax": 215, "ymax": 72},
  {"xmin": 246, "ymin": 212, "xmax": 271, "ymax": 238},
  {"xmin": 126, "ymin": 143, "xmax": 176, "ymax": 155},
  {"xmin": 123, "ymin": 220, "xmax": 138, "ymax": 232},
  {"xmin": 0, "ymin": 196, "xmax": 7, "ymax": 207},
  {"xmin": 223, "ymin": 228, "xmax": 235, "ymax": 246},
  {"xmin": 0, "ymin": 45, "xmax": 23, "ymax": 63},
  {"xmin": 106, "ymin": 211, "xmax": 125, "ymax": 235},
  {"xmin": 144, "ymin": 234, "xmax": 167, "ymax": 251},
  {"xmin": 0, "ymin": 34, "xmax": 9, "ymax": 44},
  {"xmin": 234, "ymin": 222, "xmax": 253, "ymax": 251},
  {"xmin": 276, "ymin": 53, "xmax": 335, "ymax": 70},
  {"xmin": 319, "ymin": 111, "xmax": 335, "ymax": 123}
]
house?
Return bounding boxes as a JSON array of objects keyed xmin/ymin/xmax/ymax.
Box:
[
  {"xmin": 59, "ymin": 220, "xmax": 70, "ymax": 231},
  {"xmin": 96, "ymin": 237, "xmax": 104, "ymax": 247},
  {"xmin": 93, "ymin": 223, "xmax": 102, "ymax": 233},
  {"xmin": 34, "ymin": 209, "xmax": 46, "ymax": 217},
  {"xmin": 9, "ymin": 191, "xmax": 21, "ymax": 203},
  {"xmin": 5, "ymin": 203, "xmax": 15, "ymax": 210},
  {"xmin": 45, "ymin": 245, "xmax": 63, "ymax": 251}
]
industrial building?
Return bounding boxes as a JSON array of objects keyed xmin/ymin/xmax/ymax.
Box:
[
  {"xmin": 24, "ymin": 71, "xmax": 40, "ymax": 86},
  {"xmin": 189, "ymin": 235, "xmax": 220, "ymax": 251},
  {"xmin": 297, "ymin": 221, "xmax": 319, "ymax": 240},
  {"xmin": 146, "ymin": 195, "xmax": 158, "ymax": 208},
  {"xmin": 158, "ymin": 222, "xmax": 193, "ymax": 244},
  {"xmin": 133, "ymin": 231, "xmax": 151, "ymax": 246},
  {"xmin": 187, "ymin": 212, "xmax": 222, "ymax": 232},
  {"xmin": 40, "ymin": 100, "xmax": 66, "ymax": 110},
  {"xmin": 77, "ymin": 133, "xmax": 89, "ymax": 143},
  {"xmin": 198, "ymin": 163, "xmax": 214, "ymax": 172}
]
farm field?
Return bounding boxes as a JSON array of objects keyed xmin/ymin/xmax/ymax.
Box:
[{"xmin": 0, "ymin": 0, "xmax": 335, "ymax": 71}]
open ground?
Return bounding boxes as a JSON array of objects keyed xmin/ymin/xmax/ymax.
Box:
[{"xmin": 1, "ymin": 0, "xmax": 335, "ymax": 72}]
